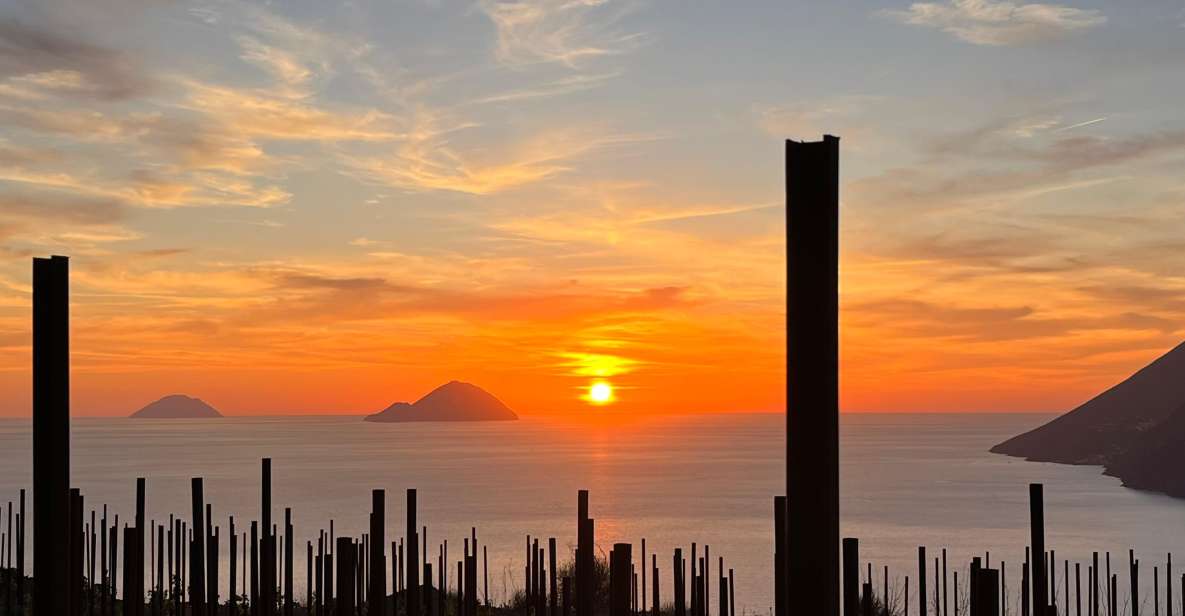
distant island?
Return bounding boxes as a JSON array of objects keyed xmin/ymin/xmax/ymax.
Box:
[
  {"xmin": 992, "ymin": 340, "xmax": 1185, "ymax": 498},
  {"xmin": 365, "ymin": 381, "xmax": 517, "ymax": 423},
  {"xmin": 130, "ymin": 394, "xmax": 223, "ymax": 418}
]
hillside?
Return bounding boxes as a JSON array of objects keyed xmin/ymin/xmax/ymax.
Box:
[
  {"xmin": 365, "ymin": 381, "xmax": 518, "ymax": 423},
  {"xmin": 992, "ymin": 340, "xmax": 1185, "ymax": 497},
  {"xmin": 130, "ymin": 394, "xmax": 223, "ymax": 418}
]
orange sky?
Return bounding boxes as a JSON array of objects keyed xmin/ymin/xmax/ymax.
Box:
[{"xmin": 0, "ymin": 1, "xmax": 1183, "ymax": 416}]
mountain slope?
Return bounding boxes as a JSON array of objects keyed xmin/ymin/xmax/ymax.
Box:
[
  {"xmin": 992, "ymin": 340, "xmax": 1185, "ymax": 497},
  {"xmin": 131, "ymin": 394, "xmax": 223, "ymax": 418},
  {"xmin": 365, "ymin": 381, "xmax": 517, "ymax": 423},
  {"xmin": 992, "ymin": 340, "xmax": 1185, "ymax": 463}
]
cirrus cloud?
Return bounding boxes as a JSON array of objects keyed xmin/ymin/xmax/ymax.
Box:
[{"xmin": 880, "ymin": 0, "xmax": 1106, "ymax": 46}]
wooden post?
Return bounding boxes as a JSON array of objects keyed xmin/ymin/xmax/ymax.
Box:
[
  {"xmin": 191, "ymin": 478, "xmax": 207, "ymax": 616},
  {"xmin": 642, "ymin": 539, "xmax": 647, "ymax": 616},
  {"xmin": 919, "ymin": 547, "xmax": 927, "ymax": 616},
  {"xmin": 230, "ymin": 517, "xmax": 238, "ymax": 614},
  {"xmin": 652, "ymin": 556, "xmax": 660, "ymax": 616},
  {"xmin": 33, "ymin": 255, "xmax": 71, "ymax": 616},
  {"xmin": 337, "ymin": 537, "xmax": 356, "ymax": 614},
  {"xmin": 716, "ymin": 557, "xmax": 725, "ymax": 616},
  {"xmin": 1093, "ymin": 553, "xmax": 1099, "ymax": 616},
  {"xmin": 325, "ymin": 549, "xmax": 334, "ymax": 613},
  {"xmin": 262, "ymin": 458, "xmax": 274, "ymax": 616},
  {"xmin": 1104, "ymin": 575, "xmax": 1113, "ymax": 616},
  {"xmin": 17, "ymin": 488, "xmax": 25, "ymax": 611},
  {"xmin": 424, "ymin": 562, "xmax": 434, "ymax": 616},
  {"xmin": 210, "ymin": 525, "xmax": 220, "ymax": 612},
  {"xmin": 251, "ymin": 521, "xmax": 259, "ymax": 616},
  {"xmin": 843, "ymin": 538, "xmax": 859, "ymax": 616},
  {"xmin": 408, "ymin": 489, "xmax": 420, "ymax": 616},
  {"xmin": 1030, "ymin": 485, "xmax": 1047, "ymax": 616},
  {"xmin": 467, "ymin": 541, "xmax": 479, "ymax": 616},
  {"xmin": 975, "ymin": 568, "xmax": 1000, "ymax": 616},
  {"xmin": 550, "ymin": 538, "xmax": 559, "ymax": 616},
  {"xmin": 785, "ymin": 137, "xmax": 841, "ymax": 616},
  {"xmin": 320, "ymin": 535, "xmax": 328, "ymax": 616},
  {"xmin": 577, "ymin": 490, "xmax": 592, "ymax": 616},
  {"xmin": 611, "ymin": 544, "xmax": 633, "ymax": 616},
  {"xmin": 122, "ymin": 526, "xmax": 134, "ymax": 613},
  {"xmin": 1075, "ymin": 563, "xmax": 1081, "ymax": 616},
  {"xmin": 675, "ymin": 548, "xmax": 686, "ymax": 616},
  {"xmin": 1131, "ymin": 552, "xmax": 1139, "ymax": 616},
  {"xmin": 156, "ymin": 523, "xmax": 164, "ymax": 616},
  {"xmin": 1167, "ymin": 554, "xmax": 1173, "ymax": 616},
  {"xmin": 371, "ymin": 490, "xmax": 386, "ymax": 616},
  {"xmin": 136, "ymin": 478, "xmax": 146, "ymax": 616},
  {"xmin": 720, "ymin": 570, "xmax": 729, "ymax": 616},
  {"xmin": 206, "ymin": 505, "xmax": 215, "ymax": 611},
  {"xmin": 285, "ymin": 508, "xmax": 294, "ymax": 616}
]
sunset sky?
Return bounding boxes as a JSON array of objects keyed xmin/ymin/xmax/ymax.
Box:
[{"xmin": 1, "ymin": 0, "xmax": 1183, "ymax": 416}]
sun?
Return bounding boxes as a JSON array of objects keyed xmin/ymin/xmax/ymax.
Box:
[{"xmin": 588, "ymin": 381, "xmax": 614, "ymax": 405}]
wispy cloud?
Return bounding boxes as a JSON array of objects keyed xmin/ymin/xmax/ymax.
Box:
[
  {"xmin": 347, "ymin": 111, "xmax": 659, "ymax": 194},
  {"xmin": 478, "ymin": 0, "xmax": 646, "ymax": 68},
  {"xmin": 1052, "ymin": 116, "xmax": 1107, "ymax": 132},
  {"xmin": 880, "ymin": 0, "xmax": 1106, "ymax": 46}
]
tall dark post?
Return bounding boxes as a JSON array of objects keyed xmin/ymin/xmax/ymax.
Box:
[
  {"xmin": 228, "ymin": 517, "xmax": 237, "ymax": 614},
  {"xmin": 919, "ymin": 547, "xmax": 927, "ymax": 616},
  {"xmin": 210, "ymin": 526, "xmax": 220, "ymax": 610},
  {"xmin": 136, "ymin": 478, "xmax": 146, "ymax": 616},
  {"xmin": 1167, "ymin": 554, "xmax": 1173, "ymax": 616},
  {"xmin": 843, "ymin": 538, "xmax": 859, "ymax": 616},
  {"xmin": 156, "ymin": 524, "xmax": 164, "ymax": 616},
  {"xmin": 17, "ymin": 488, "xmax": 25, "ymax": 611},
  {"xmin": 1030, "ymin": 485, "xmax": 1047, "ymax": 616},
  {"xmin": 610, "ymin": 544, "xmax": 632, "ymax": 616},
  {"xmin": 1131, "ymin": 552, "xmax": 1139, "ymax": 616},
  {"xmin": 675, "ymin": 549, "xmax": 686, "ymax": 616},
  {"xmin": 408, "ymin": 489, "xmax": 420, "ymax": 616},
  {"xmin": 944, "ymin": 550, "xmax": 950, "ymax": 616},
  {"xmin": 973, "ymin": 568, "xmax": 999, "ymax": 616},
  {"xmin": 337, "ymin": 537, "xmax": 356, "ymax": 614},
  {"xmin": 774, "ymin": 496, "xmax": 787, "ymax": 616},
  {"xmin": 191, "ymin": 478, "xmax": 207, "ymax": 616},
  {"xmin": 577, "ymin": 490, "xmax": 594, "ymax": 616},
  {"xmin": 785, "ymin": 136, "xmax": 841, "ymax": 616},
  {"xmin": 262, "ymin": 458, "xmax": 275, "ymax": 616},
  {"xmin": 285, "ymin": 508, "xmax": 294, "ymax": 616},
  {"xmin": 550, "ymin": 538, "xmax": 559, "ymax": 616},
  {"xmin": 424, "ymin": 562, "xmax": 434, "ymax": 616},
  {"xmin": 652, "ymin": 555, "xmax": 661, "ymax": 615},
  {"xmin": 371, "ymin": 490, "xmax": 386, "ymax": 616},
  {"xmin": 33, "ymin": 255, "xmax": 70, "ymax": 616}
]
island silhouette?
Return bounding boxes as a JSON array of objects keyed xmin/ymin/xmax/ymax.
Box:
[
  {"xmin": 993, "ymin": 339, "xmax": 1185, "ymax": 497},
  {"xmin": 129, "ymin": 394, "xmax": 223, "ymax": 418},
  {"xmin": 364, "ymin": 380, "xmax": 518, "ymax": 422}
]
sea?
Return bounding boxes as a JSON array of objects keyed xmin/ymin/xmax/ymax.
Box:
[{"xmin": 0, "ymin": 412, "xmax": 1181, "ymax": 614}]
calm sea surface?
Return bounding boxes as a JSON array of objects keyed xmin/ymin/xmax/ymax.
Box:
[{"xmin": 0, "ymin": 413, "xmax": 1181, "ymax": 613}]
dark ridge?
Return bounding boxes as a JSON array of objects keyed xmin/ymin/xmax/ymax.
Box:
[
  {"xmin": 130, "ymin": 394, "xmax": 223, "ymax": 418},
  {"xmin": 364, "ymin": 381, "xmax": 518, "ymax": 423},
  {"xmin": 992, "ymin": 339, "xmax": 1185, "ymax": 497}
]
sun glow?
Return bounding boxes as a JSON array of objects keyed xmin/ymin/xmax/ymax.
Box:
[{"xmin": 588, "ymin": 381, "xmax": 614, "ymax": 405}]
